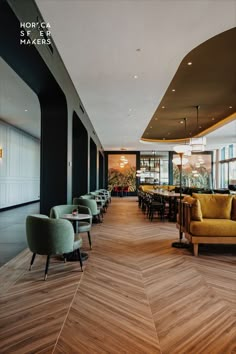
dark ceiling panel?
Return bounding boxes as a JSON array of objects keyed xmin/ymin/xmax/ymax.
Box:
[{"xmin": 142, "ymin": 27, "xmax": 236, "ymax": 142}]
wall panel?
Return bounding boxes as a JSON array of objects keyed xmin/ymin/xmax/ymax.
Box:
[{"xmin": 0, "ymin": 120, "xmax": 40, "ymax": 208}]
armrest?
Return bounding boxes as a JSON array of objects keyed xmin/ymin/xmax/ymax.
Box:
[
  {"xmin": 177, "ymin": 200, "xmax": 192, "ymax": 233},
  {"xmin": 182, "ymin": 201, "xmax": 192, "ymax": 233}
]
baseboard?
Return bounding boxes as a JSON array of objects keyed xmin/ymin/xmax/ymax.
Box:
[{"xmin": 0, "ymin": 200, "xmax": 40, "ymax": 212}]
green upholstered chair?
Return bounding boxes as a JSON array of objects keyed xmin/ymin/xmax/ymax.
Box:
[
  {"xmin": 73, "ymin": 198, "xmax": 102, "ymax": 223},
  {"xmin": 26, "ymin": 214, "xmax": 83, "ymax": 280},
  {"xmin": 89, "ymin": 192, "xmax": 107, "ymax": 213},
  {"xmin": 97, "ymin": 189, "xmax": 111, "ymax": 204},
  {"xmin": 50, "ymin": 204, "xmax": 92, "ymax": 249}
]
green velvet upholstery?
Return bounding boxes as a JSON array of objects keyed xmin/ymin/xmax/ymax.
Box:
[
  {"xmin": 79, "ymin": 194, "xmax": 93, "ymax": 199},
  {"xmin": 49, "ymin": 204, "xmax": 78, "ymax": 219},
  {"xmin": 26, "ymin": 214, "xmax": 83, "ymax": 280},
  {"xmin": 50, "ymin": 204, "xmax": 92, "ymax": 249},
  {"xmin": 73, "ymin": 198, "xmax": 101, "ymax": 223}
]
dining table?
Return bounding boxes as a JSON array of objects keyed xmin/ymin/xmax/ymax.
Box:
[{"xmin": 147, "ymin": 189, "xmax": 187, "ymax": 221}]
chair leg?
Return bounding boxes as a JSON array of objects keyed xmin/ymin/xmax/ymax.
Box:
[
  {"xmin": 88, "ymin": 231, "xmax": 92, "ymax": 249},
  {"xmin": 44, "ymin": 255, "xmax": 50, "ymax": 280},
  {"xmin": 77, "ymin": 249, "xmax": 83, "ymax": 272},
  {"xmin": 29, "ymin": 253, "xmax": 36, "ymax": 270}
]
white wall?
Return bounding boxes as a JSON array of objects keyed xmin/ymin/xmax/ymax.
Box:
[{"xmin": 0, "ymin": 120, "xmax": 40, "ymax": 208}]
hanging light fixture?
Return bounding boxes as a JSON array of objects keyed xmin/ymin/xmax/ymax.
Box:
[
  {"xmin": 189, "ymin": 106, "xmax": 207, "ymax": 152},
  {"xmin": 173, "ymin": 118, "xmax": 192, "ymax": 156}
]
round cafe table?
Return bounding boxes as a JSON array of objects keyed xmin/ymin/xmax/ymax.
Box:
[{"xmin": 60, "ymin": 213, "xmax": 92, "ymax": 261}]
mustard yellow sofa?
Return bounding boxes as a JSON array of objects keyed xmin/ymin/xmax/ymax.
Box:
[{"xmin": 178, "ymin": 194, "xmax": 236, "ymax": 256}]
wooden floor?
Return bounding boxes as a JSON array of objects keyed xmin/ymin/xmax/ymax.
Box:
[{"xmin": 1, "ymin": 197, "xmax": 236, "ymax": 353}]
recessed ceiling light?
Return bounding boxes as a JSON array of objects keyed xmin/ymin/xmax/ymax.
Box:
[
  {"xmin": 180, "ymin": 120, "xmax": 184, "ymax": 124},
  {"xmin": 134, "ymin": 75, "xmax": 138, "ymax": 79},
  {"xmin": 161, "ymin": 106, "xmax": 165, "ymax": 109},
  {"xmin": 187, "ymin": 62, "xmax": 192, "ymax": 65},
  {"xmin": 229, "ymin": 106, "xmax": 232, "ymax": 109},
  {"xmin": 155, "ymin": 117, "xmax": 158, "ymax": 120},
  {"xmin": 150, "ymin": 126, "xmax": 152, "ymax": 129},
  {"xmin": 172, "ymin": 89, "xmax": 175, "ymax": 92},
  {"xmin": 212, "ymin": 117, "xmax": 215, "ymax": 120},
  {"xmin": 199, "ymin": 126, "xmax": 202, "ymax": 129},
  {"xmin": 24, "ymin": 109, "xmax": 28, "ymax": 112}
]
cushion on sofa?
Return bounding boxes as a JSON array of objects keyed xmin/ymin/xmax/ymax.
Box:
[
  {"xmin": 192, "ymin": 194, "xmax": 233, "ymax": 219},
  {"xmin": 190, "ymin": 219, "xmax": 236, "ymax": 236},
  {"xmin": 231, "ymin": 196, "xmax": 236, "ymax": 221},
  {"xmin": 183, "ymin": 196, "xmax": 202, "ymax": 221}
]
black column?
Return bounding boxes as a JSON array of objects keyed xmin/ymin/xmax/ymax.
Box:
[
  {"xmin": 72, "ymin": 112, "xmax": 88, "ymax": 197},
  {"xmin": 90, "ymin": 138, "xmax": 97, "ymax": 191}
]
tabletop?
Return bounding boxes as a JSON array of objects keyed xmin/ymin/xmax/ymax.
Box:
[
  {"xmin": 60, "ymin": 213, "xmax": 92, "ymax": 221},
  {"xmin": 148, "ymin": 189, "xmax": 187, "ymax": 198}
]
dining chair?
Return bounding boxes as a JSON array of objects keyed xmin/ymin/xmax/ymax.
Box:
[
  {"xmin": 26, "ymin": 214, "xmax": 83, "ymax": 280},
  {"xmin": 50, "ymin": 204, "xmax": 92, "ymax": 249}
]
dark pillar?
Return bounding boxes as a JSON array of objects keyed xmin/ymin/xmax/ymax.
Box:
[
  {"xmin": 72, "ymin": 112, "xmax": 88, "ymax": 197},
  {"xmin": 90, "ymin": 138, "xmax": 97, "ymax": 191}
]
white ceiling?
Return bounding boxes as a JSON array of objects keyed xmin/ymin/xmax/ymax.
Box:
[
  {"xmin": 0, "ymin": 1, "xmax": 235, "ymax": 150},
  {"xmin": 35, "ymin": 0, "xmax": 235, "ymax": 151}
]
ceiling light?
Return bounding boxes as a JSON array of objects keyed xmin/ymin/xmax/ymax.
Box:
[
  {"xmin": 187, "ymin": 62, "xmax": 192, "ymax": 65},
  {"xmin": 173, "ymin": 145, "xmax": 192, "ymax": 154},
  {"xmin": 190, "ymin": 137, "xmax": 206, "ymax": 152},
  {"xmin": 24, "ymin": 109, "xmax": 28, "ymax": 112},
  {"xmin": 212, "ymin": 117, "xmax": 215, "ymax": 120},
  {"xmin": 150, "ymin": 126, "xmax": 152, "ymax": 129},
  {"xmin": 172, "ymin": 157, "xmax": 188, "ymax": 166},
  {"xmin": 162, "ymin": 106, "xmax": 165, "ymax": 109},
  {"xmin": 180, "ymin": 120, "xmax": 184, "ymax": 124},
  {"xmin": 189, "ymin": 106, "xmax": 206, "ymax": 151},
  {"xmin": 229, "ymin": 106, "xmax": 232, "ymax": 109},
  {"xmin": 172, "ymin": 89, "xmax": 176, "ymax": 92},
  {"xmin": 155, "ymin": 117, "xmax": 158, "ymax": 120},
  {"xmin": 134, "ymin": 75, "xmax": 138, "ymax": 79}
]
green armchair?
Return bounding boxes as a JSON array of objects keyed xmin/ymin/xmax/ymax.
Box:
[
  {"xmin": 50, "ymin": 204, "xmax": 92, "ymax": 249},
  {"xmin": 26, "ymin": 214, "xmax": 83, "ymax": 280},
  {"xmin": 73, "ymin": 198, "xmax": 102, "ymax": 223}
]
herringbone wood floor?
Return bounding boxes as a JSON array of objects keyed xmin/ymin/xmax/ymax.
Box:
[{"xmin": 0, "ymin": 197, "xmax": 236, "ymax": 353}]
